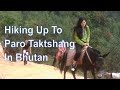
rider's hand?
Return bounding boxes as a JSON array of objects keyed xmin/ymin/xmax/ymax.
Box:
[
  {"xmin": 86, "ymin": 43, "xmax": 89, "ymax": 46},
  {"xmin": 83, "ymin": 43, "xmax": 89, "ymax": 46},
  {"xmin": 83, "ymin": 43, "xmax": 87, "ymax": 46}
]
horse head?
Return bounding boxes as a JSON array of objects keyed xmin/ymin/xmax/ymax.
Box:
[
  {"xmin": 93, "ymin": 49, "xmax": 110, "ymax": 73},
  {"xmin": 86, "ymin": 47, "xmax": 109, "ymax": 72}
]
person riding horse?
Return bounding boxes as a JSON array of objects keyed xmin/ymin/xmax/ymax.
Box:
[
  {"xmin": 71, "ymin": 17, "xmax": 90, "ymax": 71},
  {"xmin": 59, "ymin": 17, "xmax": 110, "ymax": 79}
]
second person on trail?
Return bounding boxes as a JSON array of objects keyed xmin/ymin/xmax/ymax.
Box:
[
  {"xmin": 21, "ymin": 40, "xmax": 32, "ymax": 65},
  {"xmin": 71, "ymin": 17, "xmax": 91, "ymax": 71}
]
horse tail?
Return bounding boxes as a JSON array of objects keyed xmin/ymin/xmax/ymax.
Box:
[{"xmin": 60, "ymin": 52, "xmax": 67, "ymax": 73}]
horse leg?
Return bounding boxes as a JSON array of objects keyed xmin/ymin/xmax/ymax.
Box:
[
  {"xmin": 58, "ymin": 60, "xmax": 61, "ymax": 70},
  {"xmin": 82, "ymin": 63, "xmax": 87, "ymax": 79},
  {"xmin": 71, "ymin": 69, "xmax": 77, "ymax": 79},
  {"xmin": 58, "ymin": 56, "xmax": 63, "ymax": 70},
  {"xmin": 64, "ymin": 66, "xmax": 69, "ymax": 79},
  {"xmin": 52, "ymin": 57, "xmax": 56, "ymax": 66},
  {"xmin": 91, "ymin": 68, "xmax": 96, "ymax": 79},
  {"xmin": 84, "ymin": 70, "xmax": 87, "ymax": 79}
]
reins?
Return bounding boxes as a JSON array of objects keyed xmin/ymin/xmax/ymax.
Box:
[{"xmin": 85, "ymin": 47, "xmax": 95, "ymax": 66}]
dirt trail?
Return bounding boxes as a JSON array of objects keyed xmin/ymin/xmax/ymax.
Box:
[
  {"xmin": 0, "ymin": 61, "xmax": 84, "ymax": 79},
  {"xmin": 0, "ymin": 43, "xmax": 84, "ymax": 79}
]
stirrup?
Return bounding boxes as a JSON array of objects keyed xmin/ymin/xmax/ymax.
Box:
[
  {"xmin": 71, "ymin": 64, "xmax": 77, "ymax": 71},
  {"xmin": 71, "ymin": 68, "xmax": 75, "ymax": 71}
]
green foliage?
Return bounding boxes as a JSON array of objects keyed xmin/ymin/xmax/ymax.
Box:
[{"xmin": 0, "ymin": 11, "xmax": 120, "ymax": 72}]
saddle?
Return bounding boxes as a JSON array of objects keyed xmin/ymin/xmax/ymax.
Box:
[{"xmin": 76, "ymin": 45, "xmax": 90, "ymax": 65}]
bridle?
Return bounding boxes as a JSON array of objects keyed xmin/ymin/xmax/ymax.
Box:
[{"xmin": 85, "ymin": 50, "xmax": 95, "ymax": 65}]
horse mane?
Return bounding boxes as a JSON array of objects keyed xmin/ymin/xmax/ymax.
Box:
[{"xmin": 88, "ymin": 47, "xmax": 101, "ymax": 55}]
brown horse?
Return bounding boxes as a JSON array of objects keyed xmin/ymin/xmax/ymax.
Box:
[{"xmin": 60, "ymin": 47, "xmax": 110, "ymax": 79}]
